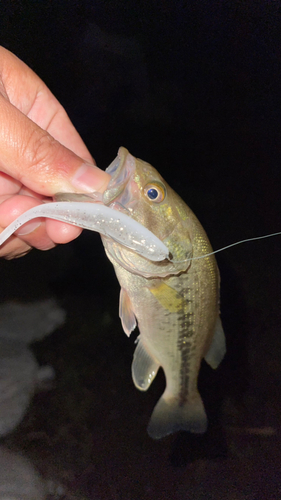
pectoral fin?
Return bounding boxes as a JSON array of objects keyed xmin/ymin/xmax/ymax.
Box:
[
  {"xmin": 119, "ymin": 288, "xmax": 137, "ymax": 337},
  {"xmin": 149, "ymin": 282, "xmax": 183, "ymax": 313},
  {"xmin": 132, "ymin": 339, "xmax": 160, "ymax": 391},
  {"xmin": 204, "ymin": 316, "xmax": 226, "ymax": 369}
]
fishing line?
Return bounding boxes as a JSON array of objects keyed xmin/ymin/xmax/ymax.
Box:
[{"xmin": 175, "ymin": 231, "xmax": 281, "ymax": 263}]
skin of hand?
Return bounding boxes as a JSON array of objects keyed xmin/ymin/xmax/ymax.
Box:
[{"xmin": 0, "ymin": 46, "xmax": 111, "ymax": 259}]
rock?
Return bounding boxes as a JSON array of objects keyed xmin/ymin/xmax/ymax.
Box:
[
  {"xmin": 0, "ymin": 447, "xmax": 47, "ymax": 499},
  {"xmin": 0, "ymin": 340, "xmax": 39, "ymax": 437},
  {"xmin": 0, "ymin": 299, "xmax": 66, "ymax": 343},
  {"xmin": 0, "ymin": 299, "xmax": 65, "ymax": 437}
]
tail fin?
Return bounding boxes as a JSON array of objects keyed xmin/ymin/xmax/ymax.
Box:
[{"xmin": 147, "ymin": 391, "xmax": 208, "ymax": 439}]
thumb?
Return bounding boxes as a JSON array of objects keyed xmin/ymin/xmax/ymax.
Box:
[{"xmin": 0, "ymin": 94, "xmax": 110, "ymax": 196}]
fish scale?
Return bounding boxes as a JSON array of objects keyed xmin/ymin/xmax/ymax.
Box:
[
  {"xmin": 51, "ymin": 147, "xmax": 226, "ymax": 439},
  {"xmin": 101, "ymin": 148, "xmax": 226, "ymax": 438},
  {"xmin": 100, "ymin": 147, "xmax": 226, "ymax": 439},
  {"xmin": 177, "ymin": 297, "xmax": 194, "ymax": 406}
]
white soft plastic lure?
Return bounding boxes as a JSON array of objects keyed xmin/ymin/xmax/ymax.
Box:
[{"xmin": 0, "ymin": 201, "xmax": 169, "ymax": 261}]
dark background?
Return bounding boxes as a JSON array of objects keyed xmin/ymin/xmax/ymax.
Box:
[{"xmin": 0, "ymin": 2, "xmax": 281, "ymax": 499}]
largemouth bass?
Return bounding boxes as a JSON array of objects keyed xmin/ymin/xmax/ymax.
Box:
[
  {"xmin": 100, "ymin": 148, "xmax": 226, "ymax": 439},
  {"xmin": 56, "ymin": 147, "xmax": 226, "ymax": 439}
]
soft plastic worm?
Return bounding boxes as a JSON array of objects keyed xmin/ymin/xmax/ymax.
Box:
[{"xmin": 0, "ymin": 202, "xmax": 169, "ymax": 262}]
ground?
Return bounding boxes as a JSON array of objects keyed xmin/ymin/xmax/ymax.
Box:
[
  {"xmin": 0, "ymin": 2, "xmax": 281, "ymax": 498},
  {"xmin": 1, "ymin": 204, "xmax": 281, "ymax": 499}
]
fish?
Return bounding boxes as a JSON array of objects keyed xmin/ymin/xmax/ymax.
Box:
[
  {"xmin": 101, "ymin": 147, "xmax": 226, "ymax": 438},
  {"xmin": 58, "ymin": 147, "xmax": 226, "ymax": 439}
]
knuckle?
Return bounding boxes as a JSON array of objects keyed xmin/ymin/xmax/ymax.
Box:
[
  {"xmin": 19, "ymin": 129, "xmax": 64, "ymax": 185},
  {"xmin": 22, "ymin": 129, "xmax": 59, "ymax": 170},
  {"xmin": 0, "ymin": 238, "xmax": 31, "ymax": 260},
  {"xmin": 8, "ymin": 248, "xmax": 32, "ymax": 260}
]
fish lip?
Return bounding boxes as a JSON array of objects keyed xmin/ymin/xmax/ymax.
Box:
[{"xmin": 102, "ymin": 147, "xmax": 135, "ymax": 206}]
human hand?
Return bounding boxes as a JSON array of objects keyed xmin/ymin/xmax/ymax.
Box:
[{"xmin": 0, "ymin": 46, "xmax": 110, "ymax": 259}]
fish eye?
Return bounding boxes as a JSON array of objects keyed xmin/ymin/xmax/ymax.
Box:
[{"xmin": 144, "ymin": 182, "xmax": 166, "ymax": 203}]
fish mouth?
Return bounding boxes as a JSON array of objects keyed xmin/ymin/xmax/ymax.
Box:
[
  {"xmin": 103, "ymin": 148, "xmax": 192, "ymax": 270},
  {"xmin": 102, "ymin": 147, "xmax": 137, "ymax": 213}
]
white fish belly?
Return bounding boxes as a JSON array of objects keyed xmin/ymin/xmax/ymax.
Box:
[{"xmin": 114, "ymin": 257, "xmax": 219, "ymax": 403}]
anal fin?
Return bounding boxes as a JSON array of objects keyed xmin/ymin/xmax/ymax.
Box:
[
  {"xmin": 132, "ymin": 339, "xmax": 160, "ymax": 391},
  {"xmin": 204, "ymin": 316, "xmax": 226, "ymax": 369}
]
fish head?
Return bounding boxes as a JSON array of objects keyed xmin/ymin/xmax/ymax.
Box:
[{"xmin": 102, "ymin": 147, "xmax": 193, "ymax": 277}]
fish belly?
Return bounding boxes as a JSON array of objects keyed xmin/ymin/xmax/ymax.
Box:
[{"xmin": 117, "ymin": 260, "xmax": 218, "ymax": 439}]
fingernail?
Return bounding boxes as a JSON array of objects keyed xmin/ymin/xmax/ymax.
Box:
[
  {"xmin": 17, "ymin": 220, "xmax": 41, "ymax": 236},
  {"xmin": 71, "ymin": 162, "xmax": 110, "ymax": 193}
]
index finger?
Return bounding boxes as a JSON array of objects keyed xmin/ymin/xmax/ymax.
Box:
[
  {"xmin": 0, "ymin": 47, "xmax": 110, "ymax": 196},
  {"xmin": 0, "ymin": 94, "xmax": 110, "ymax": 197},
  {"xmin": 0, "ymin": 47, "xmax": 92, "ymax": 161}
]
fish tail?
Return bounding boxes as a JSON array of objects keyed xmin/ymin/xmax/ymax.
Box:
[{"xmin": 147, "ymin": 391, "xmax": 207, "ymax": 439}]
